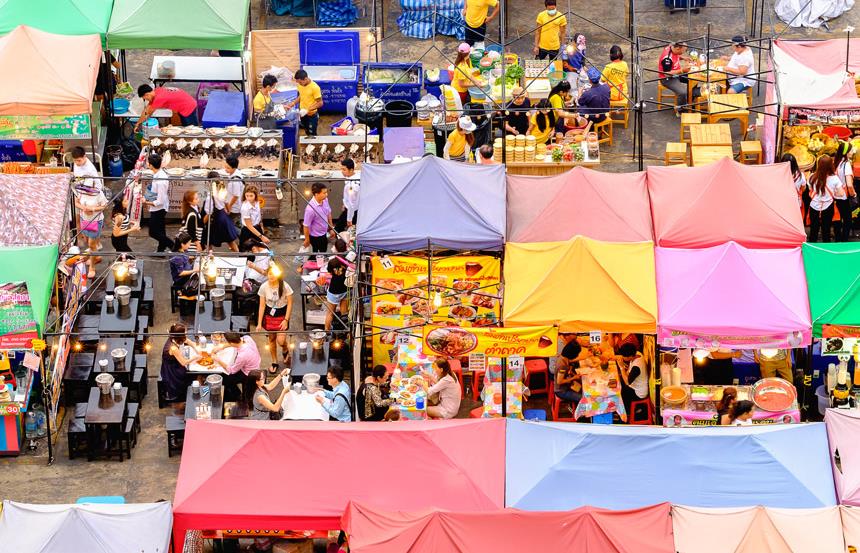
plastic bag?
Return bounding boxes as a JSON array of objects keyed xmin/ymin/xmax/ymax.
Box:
[
  {"xmin": 293, "ymin": 244, "xmax": 312, "ymax": 266},
  {"xmin": 260, "ymin": 65, "xmax": 295, "ymax": 89}
]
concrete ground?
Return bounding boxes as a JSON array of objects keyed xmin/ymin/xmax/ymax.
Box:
[{"xmin": 1, "ymin": 0, "xmax": 858, "ymax": 520}]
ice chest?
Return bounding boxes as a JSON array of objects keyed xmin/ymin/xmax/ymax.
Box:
[
  {"xmin": 299, "ymin": 30, "xmax": 361, "ymax": 114},
  {"xmin": 363, "ymin": 62, "xmax": 423, "ymax": 104},
  {"xmin": 201, "ymin": 90, "xmax": 247, "ymax": 128}
]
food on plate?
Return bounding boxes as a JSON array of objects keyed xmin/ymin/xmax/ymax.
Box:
[
  {"xmin": 401, "ymin": 398, "xmax": 416, "ymax": 408},
  {"xmin": 464, "ymin": 261, "xmax": 483, "ymax": 276},
  {"xmin": 206, "ymin": 127, "xmax": 226, "ymax": 136},
  {"xmin": 406, "ymin": 384, "xmax": 419, "ymax": 393},
  {"xmin": 415, "ymin": 275, "xmax": 448, "ymax": 291},
  {"xmin": 409, "ymin": 375, "xmax": 425, "ymax": 385},
  {"xmin": 375, "ymin": 302, "xmax": 401, "ymax": 316},
  {"xmin": 425, "ymin": 327, "xmax": 478, "ymax": 356},
  {"xmin": 452, "ymin": 279, "xmax": 481, "ymax": 292},
  {"xmin": 661, "ymin": 385, "xmax": 688, "ymax": 406},
  {"xmin": 197, "ymin": 353, "xmax": 214, "ymax": 367},
  {"xmin": 161, "ymin": 126, "xmax": 182, "ymax": 136},
  {"xmin": 473, "ymin": 313, "xmax": 498, "ymax": 327},
  {"xmin": 470, "ymin": 293, "xmax": 496, "ymax": 309},
  {"xmin": 411, "ymin": 299, "xmax": 436, "ymax": 317},
  {"xmin": 374, "ymin": 278, "xmax": 403, "ymax": 292},
  {"xmin": 450, "ymin": 305, "xmax": 477, "ymax": 321},
  {"xmin": 538, "ymin": 335, "xmax": 553, "ymax": 348},
  {"xmin": 397, "ymin": 289, "xmax": 424, "ymax": 305},
  {"xmin": 379, "ymin": 330, "xmax": 399, "ymax": 345},
  {"xmin": 825, "ymin": 338, "xmax": 844, "ymax": 352}
]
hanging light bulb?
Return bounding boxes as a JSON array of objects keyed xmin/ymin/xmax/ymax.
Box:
[
  {"xmin": 113, "ymin": 262, "xmax": 128, "ymax": 282},
  {"xmin": 565, "ymin": 43, "xmax": 575, "ymax": 56},
  {"xmin": 759, "ymin": 348, "xmax": 779, "ymax": 359},
  {"xmin": 99, "ymin": 343, "xmax": 107, "ymax": 351},
  {"xmin": 73, "ymin": 342, "xmax": 82, "ymax": 352},
  {"xmin": 692, "ymin": 348, "xmax": 709, "ymax": 362},
  {"xmin": 332, "ymin": 339, "xmax": 342, "ymax": 350},
  {"xmin": 304, "ymin": 188, "xmax": 311, "ymax": 197},
  {"xmin": 432, "ymin": 291, "xmax": 442, "ymax": 309},
  {"xmin": 144, "ymin": 342, "xmax": 152, "ymax": 353},
  {"xmin": 270, "ymin": 263, "xmax": 283, "ymax": 278}
]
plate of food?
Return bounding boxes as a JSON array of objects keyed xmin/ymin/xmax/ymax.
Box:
[
  {"xmin": 470, "ymin": 293, "xmax": 496, "ymax": 309},
  {"xmin": 411, "ymin": 298, "xmax": 437, "ymax": 317},
  {"xmin": 450, "ymin": 305, "xmax": 477, "ymax": 321},
  {"xmin": 184, "ymin": 126, "xmax": 204, "ymax": 135},
  {"xmin": 161, "ymin": 126, "xmax": 183, "ymax": 136},
  {"xmin": 375, "ymin": 302, "xmax": 401, "ymax": 316},
  {"xmin": 374, "ymin": 278, "xmax": 403, "ymax": 293},
  {"xmin": 189, "ymin": 168, "xmax": 209, "ymax": 177},
  {"xmin": 751, "ymin": 378, "xmax": 796, "ymax": 412},
  {"xmin": 166, "ymin": 167, "xmax": 186, "ymax": 176},
  {"xmin": 242, "ymin": 168, "xmax": 261, "ymax": 178},
  {"xmin": 425, "ymin": 327, "xmax": 478, "ymax": 356},
  {"xmin": 406, "ymin": 384, "xmax": 420, "ymax": 394},
  {"xmin": 452, "ymin": 280, "xmax": 481, "ymax": 292},
  {"xmin": 401, "ymin": 398, "xmax": 416, "ymax": 408},
  {"xmin": 226, "ymin": 125, "xmax": 248, "ymax": 135},
  {"xmin": 206, "ymin": 127, "xmax": 226, "ymax": 136},
  {"xmin": 197, "ymin": 353, "xmax": 215, "ymax": 367},
  {"xmin": 379, "ymin": 330, "xmax": 399, "ymax": 345},
  {"xmin": 473, "ymin": 313, "xmax": 498, "ymax": 327}
]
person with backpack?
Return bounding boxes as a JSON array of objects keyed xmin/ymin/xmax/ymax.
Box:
[
  {"xmin": 316, "ymin": 366, "xmax": 352, "ymax": 422},
  {"xmin": 358, "ymin": 365, "xmax": 394, "ymax": 421}
]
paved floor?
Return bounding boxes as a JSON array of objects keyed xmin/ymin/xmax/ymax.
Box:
[{"xmin": 2, "ymin": 0, "xmax": 857, "ymax": 510}]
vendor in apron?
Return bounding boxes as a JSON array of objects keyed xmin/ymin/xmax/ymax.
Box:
[{"xmin": 253, "ymin": 74, "xmax": 279, "ymax": 130}]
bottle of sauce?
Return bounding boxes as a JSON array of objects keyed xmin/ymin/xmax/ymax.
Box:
[{"xmin": 832, "ymin": 368, "xmax": 852, "ymax": 408}]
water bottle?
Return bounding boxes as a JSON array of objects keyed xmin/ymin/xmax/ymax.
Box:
[
  {"xmin": 33, "ymin": 404, "xmax": 47, "ymax": 438},
  {"xmin": 25, "ymin": 411, "xmax": 37, "ymax": 439}
]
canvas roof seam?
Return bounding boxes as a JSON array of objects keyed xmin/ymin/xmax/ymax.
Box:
[
  {"xmin": 436, "ymin": 166, "xmax": 504, "ymax": 244},
  {"xmin": 69, "ymin": 0, "xmax": 107, "ymax": 30},
  {"xmin": 652, "ymin": 164, "xmax": 718, "ymax": 244},
  {"xmin": 732, "ymin": 163, "xmax": 806, "ymax": 243},
  {"xmin": 204, "ymin": 0, "xmax": 245, "ymax": 36},
  {"xmin": 422, "ymin": 431, "xmax": 500, "ymax": 509},
  {"xmin": 582, "ymin": 169, "xmax": 652, "ymax": 242},
  {"xmin": 812, "ymin": 271, "xmax": 860, "ymax": 325},
  {"xmin": 357, "ymin": 165, "xmax": 423, "ymax": 245},
  {"xmin": 582, "ymin": 238, "xmax": 656, "ymax": 326},
  {"xmin": 752, "ymin": 433, "xmax": 833, "ymax": 507},
  {"xmin": 734, "ymin": 246, "xmax": 811, "ymax": 329}
]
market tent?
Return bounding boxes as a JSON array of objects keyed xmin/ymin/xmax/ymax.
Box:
[
  {"xmin": 503, "ymin": 237, "xmax": 657, "ymax": 333},
  {"xmin": 505, "ymin": 419, "xmax": 836, "ymax": 510},
  {"xmin": 173, "ymin": 419, "xmax": 505, "ymax": 552},
  {"xmin": 342, "ymin": 501, "xmax": 674, "ymax": 553},
  {"xmin": 506, "ymin": 167, "xmax": 652, "ymax": 243},
  {"xmin": 843, "ymin": 506, "xmax": 860, "ymax": 550},
  {"xmin": 107, "ymin": 0, "xmax": 250, "ymax": 50},
  {"xmin": 824, "ymin": 408, "xmax": 860, "ymax": 506},
  {"xmin": 0, "ymin": 26, "xmax": 101, "ymax": 115},
  {"xmin": 0, "ymin": 500, "xmax": 173, "ymax": 553},
  {"xmin": 803, "ymin": 243, "xmax": 860, "ymax": 337},
  {"xmin": 0, "ymin": 0, "xmax": 113, "ymax": 44},
  {"xmin": 771, "ymin": 39, "xmax": 860, "ymax": 110},
  {"xmin": 0, "ymin": 245, "xmax": 59, "ymax": 335},
  {"xmin": 356, "ymin": 156, "xmax": 506, "ymax": 250},
  {"xmin": 647, "ymin": 158, "xmax": 806, "ymax": 249},
  {"xmin": 671, "ymin": 505, "xmax": 845, "ymax": 553},
  {"xmin": 0, "ymin": 174, "xmax": 70, "ymax": 246},
  {"xmin": 656, "ymin": 242, "xmax": 812, "ymax": 348}
]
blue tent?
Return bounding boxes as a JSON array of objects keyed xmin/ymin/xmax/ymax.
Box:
[
  {"xmin": 506, "ymin": 420, "xmax": 836, "ymax": 510},
  {"xmin": 356, "ymin": 156, "xmax": 506, "ymax": 251}
]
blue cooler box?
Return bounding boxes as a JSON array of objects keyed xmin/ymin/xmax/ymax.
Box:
[
  {"xmin": 299, "ymin": 30, "xmax": 361, "ymax": 114},
  {"xmin": 364, "ymin": 62, "xmax": 423, "ymax": 104},
  {"xmin": 271, "ymin": 90, "xmax": 300, "ymax": 152},
  {"xmin": 201, "ymin": 90, "xmax": 247, "ymax": 128},
  {"xmin": 424, "ymin": 69, "xmax": 451, "ymax": 100}
]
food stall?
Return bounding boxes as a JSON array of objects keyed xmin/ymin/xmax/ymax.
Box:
[
  {"xmin": 298, "ymin": 30, "xmax": 361, "ymax": 114},
  {"xmin": 506, "ymin": 167, "xmax": 651, "ymax": 243},
  {"xmin": 363, "ymin": 62, "xmax": 423, "ymax": 103},
  {"xmin": 661, "ymin": 381, "xmax": 800, "ymax": 426},
  {"xmin": 144, "ymin": 125, "xmax": 284, "ymax": 219}
]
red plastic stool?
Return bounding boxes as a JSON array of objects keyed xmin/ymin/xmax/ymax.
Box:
[
  {"xmin": 550, "ymin": 393, "xmax": 577, "ymax": 422},
  {"xmin": 524, "ymin": 358, "xmax": 550, "ymax": 397},
  {"xmin": 469, "ymin": 406, "xmax": 484, "ymax": 418},
  {"xmin": 448, "ymin": 357, "xmax": 465, "ymax": 397},
  {"xmin": 629, "ymin": 398, "xmax": 654, "ymax": 425},
  {"xmin": 470, "ymin": 369, "xmax": 486, "ymax": 401}
]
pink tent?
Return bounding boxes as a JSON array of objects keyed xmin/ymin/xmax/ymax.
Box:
[
  {"xmin": 824, "ymin": 409, "xmax": 860, "ymax": 506},
  {"xmin": 172, "ymin": 419, "xmax": 505, "ymax": 552},
  {"xmin": 771, "ymin": 39, "xmax": 860, "ymax": 111},
  {"xmin": 656, "ymin": 242, "xmax": 812, "ymax": 348},
  {"xmin": 647, "ymin": 158, "xmax": 806, "ymax": 249},
  {"xmin": 671, "ymin": 505, "xmax": 845, "ymax": 553},
  {"xmin": 506, "ymin": 167, "xmax": 652, "ymax": 243},
  {"xmin": 842, "ymin": 506, "xmax": 860, "ymax": 550},
  {"xmin": 342, "ymin": 502, "xmax": 674, "ymax": 553}
]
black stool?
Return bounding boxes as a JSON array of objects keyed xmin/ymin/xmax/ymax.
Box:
[
  {"xmin": 166, "ymin": 416, "xmax": 186, "ymax": 457},
  {"xmin": 68, "ymin": 418, "xmax": 87, "ymax": 460}
]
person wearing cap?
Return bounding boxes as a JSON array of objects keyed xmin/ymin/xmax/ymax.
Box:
[
  {"xmin": 452, "ymin": 43, "xmax": 476, "ymax": 105},
  {"xmin": 659, "ymin": 41, "xmax": 696, "ymax": 114},
  {"xmin": 463, "ymin": 0, "xmax": 499, "ymax": 47},
  {"xmin": 577, "ymin": 67, "xmax": 611, "ymax": 124},
  {"xmin": 443, "ymin": 116, "xmax": 477, "ymax": 161},
  {"xmin": 502, "ymin": 87, "xmax": 532, "ymax": 135},
  {"xmin": 534, "ymin": 0, "xmax": 567, "ymax": 60},
  {"xmin": 721, "ymin": 36, "xmax": 755, "ymax": 94}
]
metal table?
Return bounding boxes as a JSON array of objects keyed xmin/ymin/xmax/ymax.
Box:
[
  {"xmin": 84, "ymin": 387, "xmax": 128, "ymax": 461},
  {"xmin": 151, "ymin": 56, "xmax": 246, "ymax": 93},
  {"xmin": 93, "ymin": 337, "xmax": 136, "ymax": 382},
  {"xmin": 106, "ymin": 261, "xmax": 145, "ymax": 295},
  {"xmin": 184, "ymin": 385, "xmax": 224, "ymax": 420},
  {"xmin": 98, "ymin": 298, "xmax": 139, "ymax": 334},
  {"xmin": 194, "ymin": 300, "xmax": 233, "ymax": 334}
]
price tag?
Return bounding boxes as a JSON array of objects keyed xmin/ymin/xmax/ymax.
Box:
[
  {"xmin": 589, "ymin": 331, "xmax": 602, "ymax": 344},
  {"xmin": 469, "ymin": 353, "xmax": 486, "ymax": 372},
  {"xmin": 507, "ymin": 355, "xmax": 524, "ymax": 370},
  {"xmin": 22, "ymin": 352, "xmax": 40, "ymax": 372},
  {"xmin": 379, "ymin": 256, "xmax": 394, "ymax": 270}
]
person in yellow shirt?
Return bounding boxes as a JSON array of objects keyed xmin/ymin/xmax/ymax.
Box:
[
  {"xmin": 443, "ymin": 116, "xmax": 477, "ymax": 161},
  {"xmin": 528, "ymin": 99, "xmax": 556, "ymax": 145},
  {"xmin": 601, "ymin": 45, "xmax": 630, "ymax": 102},
  {"xmin": 287, "ymin": 69, "xmax": 324, "ymax": 136},
  {"xmin": 451, "ymin": 43, "xmax": 476, "ymax": 104},
  {"xmin": 534, "ymin": 0, "xmax": 567, "ymax": 60},
  {"xmin": 253, "ymin": 74, "xmax": 278, "ymax": 115},
  {"xmin": 463, "ymin": 0, "xmax": 499, "ymax": 46}
]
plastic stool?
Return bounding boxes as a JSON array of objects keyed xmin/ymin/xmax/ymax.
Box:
[
  {"xmin": 629, "ymin": 399, "xmax": 654, "ymax": 425},
  {"xmin": 592, "ymin": 413, "xmax": 614, "ymax": 424},
  {"xmin": 523, "ymin": 409, "xmax": 547, "ymax": 421},
  {"xmin": 469, "ymin": 406, "xmax": 484, "ymax": 418}
]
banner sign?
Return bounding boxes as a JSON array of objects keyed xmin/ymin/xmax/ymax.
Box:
[
  {"xmin": 659, "ymin": 329, "xmax": 809, "ymax": 350},
  {"xmin": 823, "ymin": 325, "xmax": 860, "ymax": 339},
  {"xmin": 370, "ymin": 255, "xmax": 501, "ymax": 365},
  {"xmin": 422, "ymin": 324, "xmax": 558, "ymax": 358},
  {"xmin": 0, "ymin": 282, "xmax": 38, "ymax": 349},
  {"xmin": 0, "ymin": 114, "xmax": 91, "ymax": 139}
]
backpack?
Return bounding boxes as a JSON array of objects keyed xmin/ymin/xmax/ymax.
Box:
[{"xmin": 356, "ymin": 383, "xmax": 368, "ymax": 421}]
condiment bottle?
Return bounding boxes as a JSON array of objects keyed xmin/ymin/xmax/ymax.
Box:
[{"xmin": 832, "ymin": 368, "xmax": 851, "ymax": 408}]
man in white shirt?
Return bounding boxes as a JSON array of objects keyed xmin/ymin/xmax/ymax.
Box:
[
  {"xmin": 338, "ymin": 158, "xmax": 360, "ymax": 230},
  {"xmin": 723, "ymin": 35, "xmax": 755, "ymax": 94},
  {"xmin": 223, "ymin": 155, "xmax": 245, "ymax": 227},
  {"xmin": 143, "ymin": 153, "xmax": 174, "ymax": 252},
  {"xmin": 71, "ymin": 146, "xmax": 102, "ymax": 192}
]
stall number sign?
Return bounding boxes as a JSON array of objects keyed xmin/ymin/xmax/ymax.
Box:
[
  {"xmin": 379, "ymin": 256, "xmax": 394, "ymax": 270},
  {"xmin": 589, "ymin": 331, "xmax": 602, "ymax": 344},
  {"xmin": 508, "ymin": 355, "xmax": 523, "ymax": 371},
  {"xmin": 394, "ymin": 333, "xmax": 410, "ymax": 346}
]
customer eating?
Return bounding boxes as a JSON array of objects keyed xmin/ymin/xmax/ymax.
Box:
[
  {"xmin": 243, "ymin": 368, "xmax": 290, "ymax": 420},
  {"xmin": 421, "ymin": 358, "xmax": 461, "ymax": 419},
  {"xmin": 161, "ymin": 323, "xmax": 198, "ymax": 403},
  {"xmin": 316, "ymin": 366, "xmax": 352, "ymax": 422},
  {"xmin": 212, "ymin": 332, "xmax": 262, "ymax": 400},
  {"xmin": 721, "ymin": 35, "xmax": 755, "ymax": 95}
]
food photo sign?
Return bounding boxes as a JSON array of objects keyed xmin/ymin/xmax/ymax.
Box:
[{"xmin": 0, "ymin": 282, "xmax": 38, "ymax": 349}]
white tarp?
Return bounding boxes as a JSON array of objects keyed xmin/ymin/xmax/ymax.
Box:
[
  {"xmin": 776, "ymin": 0, "xmax": 854, "ymax": 28},
  {"xmin": 0, "ymin": 501, "xmax": 172, "ymax": 553},
  {"xmin": 771, "ymin": 42, "xmax": 849, "ymax": 105}
]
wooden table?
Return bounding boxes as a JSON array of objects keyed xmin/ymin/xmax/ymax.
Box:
[
  {"xmin": 193, "ymin": 300, "xmax": 233, "ymax": 334},
  {"xmin": 689, "ymin": 123, "xmax": 732, "ymax": 146},
  {"xmin": 184, "ymin": 384, "xmax": 224, "ymax": 421},
  {"xmin": 708, "ymin": 93, "xmax": 749, "ymax": 133},
  {"xmin": 505, "ymin": 159, "xmax": 599, "ymax": 176},
  {"xmin": 84, "ymin": 386, "xmax": 128, "ymax": 461},
  {"xmin": 686, "ymin": 63, "xmax": 728, "ymax": 109},
  {"xmin": 98, "ymin": 298, "xmax": 139, "ymax": 334},
  {"xmin": 691, "ymin": 145, "xmax": 735, "ymax": 166}
]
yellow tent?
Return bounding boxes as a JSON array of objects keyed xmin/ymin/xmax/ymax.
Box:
[{"xmin": 503, "ymin": 237, "xmax": 657, "ymax": 333}]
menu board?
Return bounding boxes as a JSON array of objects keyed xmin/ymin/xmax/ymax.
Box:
[
  {"xmin": 370, "ymin": 255, "xmax": 500, "ymax": 366},
  {"xmin": 0, "ymin": 282, "xmax": 38, "ymax": 348},
  {"xmin": 0, "ymin": 114, "xmax": 91, "ymax": 139}
]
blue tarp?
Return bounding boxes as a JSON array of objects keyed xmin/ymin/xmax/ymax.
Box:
[
  {"xmin": 356, "ymin": 156, "xmax": 506, "ymax": 251},
  {"xmin": 506, "ymin": 420, "xmax": 837, "ymax": 510}
]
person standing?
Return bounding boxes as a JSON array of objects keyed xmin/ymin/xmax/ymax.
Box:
[
  {"xmin": 659, "ymin": 42, "xmax": 695, "ymax": 115},
  {"xmin": 71, "ymin": 146, "xmax": 101, "ymax": 191},
  {"xmin": 602, "ymin": 45, "xmax": 630, "ymax": 102},
  {"xmin": 463, "ymin": 0, "xmax": 498, "ymax": 46},
  {"xmin": 288, "ymin": 70, "xmax": 324, "ymax": 136},
  {"xmin": 239, "ymin": 186, "xmax": 270, "ymax": 248},
  {"xmin": 253, "ymin": 74, "xmax": 278, "ymax": 116},
  {"xmin": 533, "ymin": 0, "xmax": 567, "ymax": 60},
  {"xmin": 144, "ymin": 153, "xmax": 173, "ymax": 252},
  {"xmin": 808, "ymin": 154, "xmax": 841, "ymax": 242},
  {"xmin": 223, "ymin": 155, "xmax": 245, "ymax": 228},
  {"xmin": 577, "ymin": 67, "xmax": 611, "ymax": 124},
  {"xmin": 110, "ymin": 198, "xmax": 139, "ymax": 253},
  {"xmin": 476, "ymin": 144, "xmax": 497, "ymax": 164},
  {"xmin": 722, "ymin": 36, "xmax": 755, "ymax": 94},
  {"xmin": 180, "ymin": 190, "xmax": 204, "ymax": 253},
  {"xmin": 135, "ymin": 84, "xmax": 199, "ymax": 130},
  {"xmin": 303, "ymin": 183, "xmax": 335, "ymax": 253},
  {"xmin": 451, "ymin": 43, "xmax": 475, "ymax": 106},
  {"xmin": 324, "ymin": 251, "xmax": 349, "ymax": 332},
  {"xmin": 337, "ymin": 158, "xmax": 360, "ymax": 231},
  {"xmin": 203, "ymin": 173, "xmax": 240, "ymax": 252},
  {"xmin": 833, "ymin": 141, "xmax": 856, "ymax": 241},
  {"xmin": 443, "ymin": 116, "xmax": 477, "ymax": 161}
]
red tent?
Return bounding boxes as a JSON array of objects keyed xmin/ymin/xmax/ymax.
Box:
[
  {"xmin": 647, "ymin": 158, "xmax": 806, "ymax": 249},
  {"xmin": 172, "ymin": 419, "xmax": 506, "ymax": 551},
  {"xmin": 341, "ymin": 502, "xmax": 675, "ymax": 553},
  {"xmin": 506, "ymin": 167, "xmax": 652, "ymax": 243}
]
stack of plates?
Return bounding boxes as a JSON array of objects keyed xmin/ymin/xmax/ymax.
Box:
[
  {"xmin": 514, "ymin": 146, "xmax": 525, "ymax": 162},
  {"xmin": 515, "ymin": 134, "xmax": 526, "ymax": 148},
  {"xmin": 525, "ymin": 146, "xmax": 535, "ymax": 162},
  {"xmin": 526, "ymin": 135, "xmax": 536, "ymax": 148},
  {"xmin": 536, "ymin": 143, "xmax": 548, "ymax": 157},
  {"xmin": 493, "ymin": 138, "xmax": 503, "ymax": 161},
  {"xmin": 505, "ymin": 146, "xmax": 514, "ymax": 162}
]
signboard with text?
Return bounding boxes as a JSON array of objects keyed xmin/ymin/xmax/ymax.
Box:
[{"xmin": 0, "ymin": 282, "xmax": 38, "ymax": 349}]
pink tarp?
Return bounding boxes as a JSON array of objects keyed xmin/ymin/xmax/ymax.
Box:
[
  {"xmin": 656, "ymin": 242, "xmax": 812, "ymax": 348},
  {"xmin": 825, "ymin": 409, "xmax": 860, "ymax": 506},
  {"xmin": 342, "ymin": 502, "xmax": 674, "ymax": 553},
  {"xmin": 671, "ymin": 505, "xmax": 845, "ymax": 553},
  {"xmin": 772, "ymin": 39, "xmax": 860, "ymax": 111},
  {"xmin": 842, "ymin": 506, "xmax": 860, "ymax": 550},
  {"xmin": 506, "ymin": 167, "xmax": 652, "ymax": 242},
  {"xmin": 172, "ymin": 419, "xmax": 505, "ymax": 552},
  {"xmin": 647, "ymin": 158, "xmax": 806, "ymax": 249}
]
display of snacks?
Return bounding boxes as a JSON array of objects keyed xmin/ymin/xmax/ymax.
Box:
[{"xmin": 299, "ymin": 135, "xmax": 381, "ymax": 171}]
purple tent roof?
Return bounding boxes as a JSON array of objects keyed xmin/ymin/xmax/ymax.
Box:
[{"xmin": 356, "ymin": 156, "xmax": 506, "ymax": 251}]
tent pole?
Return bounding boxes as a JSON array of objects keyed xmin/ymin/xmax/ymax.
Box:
[
  {"xmin": 500, "ymin": 0, "xmax": 507, "ymax": 166},
  {"xmin": 40, "ymin": 352, "xmax": 54, "ymax": 465}
]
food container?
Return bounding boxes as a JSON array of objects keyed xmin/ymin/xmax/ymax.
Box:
[
  {"xmin": 111, "ymin": 348, "xmax": 128, "ymax": 371},
  {"xmin": 751, "ymin": 377, "xmax": 796, "ymax": 412},
  {"xmin": 97, "ymin": 359, "xmax": 109, "ymax": 372},
  {"xmin": 128, "ymin": 267, "xmax": 139, "ymax": 285},
  {"xmin": 586, "ymin": 132, "xmax": 599, "ymax": 158},
  {"xmin": 115, "ymin": 285, "xmax": 131, "ymax": 306},
  {"xmin": 661, "ymin": 385, "xmax": 688, "ymax": 407},
  {"xmin": 113, "ymin": 382, "xmax": 123, "ymax": 401},
  {"xmin": 95, "ymin": 373, "xmax": 115, "ymax": 395},
  {"xmin": 515, "ymin": 134, "xmax": 526, "ymax": 147},
  {"xmin": 302, "ymin": 373, "xmax": 321, "ymax": 391},
  {"xmin": 206, "ymin": 374, "xmax": 223, "ymax": 398},
  {"xmin": 415, "ymin": 100, "xmax": 431, "ymax": 120},
  {"xmin": 192, "ymin": 380, "xmax": 200, "ymax": 398},
  {"xmin": 210, "ymin": 287, "xmax": 225, "ymax": 306}
]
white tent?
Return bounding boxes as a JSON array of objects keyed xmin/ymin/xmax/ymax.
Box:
[{"xmin": 0, "ymin": 501, "xmax": 172, "ymax": 553}]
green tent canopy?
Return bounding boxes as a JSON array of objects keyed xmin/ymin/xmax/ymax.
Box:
[
  {"xmin": 0, "ymin": 245, "xmax": 58, "ymax": 336},
  {"xmin": 803, "ymin": 243, "xmax": 860, "ymax": 337},
  {"xmin": 107, "ymin": 0, "xmax": 249, "ymax": 50},
  {"xmin": 0, "ymin": 0, "xmax": 113, "ymax": 45}
]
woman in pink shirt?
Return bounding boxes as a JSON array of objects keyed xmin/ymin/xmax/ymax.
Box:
[
  {"xmin": 135, "ymin": 84, "xmax": 199, "ymax": 130},
  {"xmin": 422, "ymin": 359, "xmax": 462, "ymax": 419}
]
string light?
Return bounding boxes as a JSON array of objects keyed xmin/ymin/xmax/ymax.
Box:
[
  {"xmin": 366, "ymin": 28, "xmax": 376, "ymax": 44},
  {"xmin": 303, "ymin": 189, "xmax": 311, "ymax": 197},
  {"xmin": 432, "ymin": 291, "xmax": 442, "ymax": 309},
  {"xmin": 565, "ymin": 44, "xmax": 575, "ymax": 56},
  {"xmin": 73, "ymin": 342, "xmax": 82, "ymax": 352},
  {"xmin": 332, "ymin": 339, "xmax": 342, "ymax": 350},
  {"xmin": 99, "ymin": 343, "xmax": 107, "ymax": 351},
  {"xmin": 144, "ymin": 342, "xmax": 152, "ymax": 353},
  {"xmin": 264, "ymin": 343, "xmax": 270, "ymax": 351},
  {"xmin": 269, "ymin": 263, "xmax": 283, "ymax": 278}
]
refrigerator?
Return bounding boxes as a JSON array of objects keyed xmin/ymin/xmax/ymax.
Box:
[{"xmin": 298, "ymin": 30, "xmax": 361, "ymax": 114}]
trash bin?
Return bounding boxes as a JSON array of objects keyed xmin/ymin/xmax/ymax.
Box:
[
  {"xmin": 385, "ymin": 100, "xmax": 414, "ymax": 127},
  {"xmin": 355, "ymin": 103, "xmax": 384, "ymax": 136},
  {"xmin": 432, "ymin": 119, "xmax": 455, "ymax": 158}
]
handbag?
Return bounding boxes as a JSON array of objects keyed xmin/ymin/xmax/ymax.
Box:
[{"xmin": 80, "ymin": 217, "xmax": 100, "ymax": 233}]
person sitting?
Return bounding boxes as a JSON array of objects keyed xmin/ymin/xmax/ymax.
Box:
[
  {"xmin": 422, "ymin": 359, "xmax": 462, "ymax": 419},
  {"xmin": 169, "ymin": 232, "xmax": 199, "ymax": 315},
  {"xmin": 502, "ymin": 87, "xmax": 532, "ymax": 136},
  {"xmin": 234, "ymin": 240, "xmax": 271, "ymax": 316},
  {"xmin": 616, "ymin": 343, "xmax": 648, "ymax": 417},
  {"xmin": 658, "ymin": 41, "xmax": 696, "ymax": 115},
  {"xmin": 716, "ymin": 387, "xmax": 738, "ymax": 425},
  {"xmin": 160, "ymin": 323, "xmax": 198, "ymax": 402},
  {"xmin": 602, "ymin": 45, "xmax": 630, "ymax": 102},
  {"xmin": 316, "ymin": 366, "xmax": 352, "ymax": 422},
  {"xmin": 528, "ymin": 99, "xmax": 556, "ymax": 145},
  {"xmin": 722, "ymin": 35, "xmax": 755, "ymax": 95},
  {"xmin": 358, "ymin": 365, "xmax": 394, "ymax": 421},
  {"xmin": 577, "ymin": 67, "xmax": 611, "ymax": 124},
  {"xmin": 476, "ymin": 144, "xmax": 496, "ymax": 165},
  {"xmin": 243, "ymin": 368, "xmax": 290, "ymax": 420},
  {"xmin": 725, "ymin": 400, "xmax": 754, "ymax": 426},
  {"xmin": 212, "ymin": 332, "xmax": 262, "ymax": 401},
  {"xmin": 555, "ymin": 341, "xmax": 584, "ymax": 409}
]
